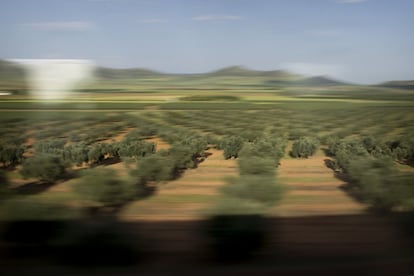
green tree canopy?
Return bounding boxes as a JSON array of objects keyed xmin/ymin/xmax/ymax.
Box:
[
  {"xmin": 75, "ymin": 167, "xmax": 134, "ymax": 208},
  {"xmin": 20, "ymin": 154, "xmax": 67, "ymax": 183},
  {"xmin": 221, "ymin": 136, "xmax": 244, "ymax": 159},
  {"xmin": 290, "ymin": 137, "xmax": 319, "ymax": 158}
]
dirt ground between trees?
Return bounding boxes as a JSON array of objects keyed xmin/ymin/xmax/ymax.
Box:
[
  {"xmin": 119, "ymin": 148, "xmax": 238, "ymax": 221},
  {"xmin": 268, "ymin": 148, "xmax": 366, "ymax": 217},
  {"xmin": 145, "ymin": 137, "xmax": 170, "ymax": 150}
]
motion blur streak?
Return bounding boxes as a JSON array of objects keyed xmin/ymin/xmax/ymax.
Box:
[{"xmin": 10, "ymin": 59, "xmax": 95, "ymax": 100}]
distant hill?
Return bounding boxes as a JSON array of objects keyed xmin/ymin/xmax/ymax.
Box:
[
  {"xmin": 95, "ymin": 67, "xmax": 165, "ymax": 79},
  {"xmin": 1, "ymin": 59, "xmax": 400, "ymax": 90},
  {"xmin": 265, "ymin": 75, "xmax": 349, "ymax": 88},
  {"xmin": 207, "ymin": 65, "xmax": 251, "ymax": 76},
  {"xmin": 206, "ymin": 65, "xmax": 297, "ymax": 80},
  {"xmin": 378, "ymin": 80, "xmax": 414, "ymax": 90},
  {"xmin": 94, "ymin": 65, "xmax": 302, "ymax": 84},
  {"xmin": 293, "ymin": 76, "xmax": 348, "ymax": 87}
]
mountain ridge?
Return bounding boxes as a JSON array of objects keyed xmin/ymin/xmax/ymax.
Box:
[{"xmin": 1, "ymin": 59, "xmax": 413, "ymax": 87}]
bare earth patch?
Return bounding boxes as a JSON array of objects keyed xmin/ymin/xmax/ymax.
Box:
[
  {"xmin": 145, "ymin": 136, "xmax": 170, "ymax": 150},
  {"xmin": 101, "ymin": 127, "xmax": 135, "ymax": 143}
]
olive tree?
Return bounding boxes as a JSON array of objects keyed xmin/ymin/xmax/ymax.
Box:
[
  {"xmin": 88, "ymin": 144, "xmax": 106, "ymax": 164},
  {"xmin": 63, "ymin": 143, "xmax": 89, "ymax": 166},
  {"xmin": 348, "ymin": 157, "xmax": 412, "ymax": 212},
  {"xmin": 290, "ymin": 137, "xmax": 319, "ymax": 158},
  {"xmin": 329, "ymin": 140, "xmax": 369, "ymax": 172},
  {"xmin": 134, "ymin": 153, "xmax": 175, "ymax": 184},
  {"xmin": 239, "ymin": 137, "xmax": 286, "ymax": 166},
  {"xmin": 75, "ymin": 167, "xmax": 134, "ymax": 208},
  {"xmin": 238, "ymin": 156, "xmax": 275, "ymax": 176},
  {"xmin": 387, "ymin": 136, "xmax": 414, "ymax": 163},
  {"xmin": 20, "ymin": 154, "xmax": 67, "ymax": 183},
  {"xmin": 221, "ymin": 136, "xmax": 244, "ymax": 159},
  {"xmin": 221, "ymin": 138, "xmax": 284, "ymax": 209},
  {"xmin": 118, "ymin": 140, "xmax": 156, "ymax": 160},
  {"xmin": 221, "ymin": 175, "xmax": 282, "ymax": 207},
  {"xmin": 0, "ymin": 144, "xmax": 25, "ymax": 167},
  {"xmin": 34, "ymin": 139, "xmax": 65, "ymax": 155}
]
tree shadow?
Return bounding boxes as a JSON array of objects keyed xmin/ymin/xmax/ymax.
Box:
[
  {"xmin": 321, "ymin": 147, "xmax": 333, "ymax": 157},
  {"xmin": 194, "ymin": 150, "xmax": 212, "ymax": 167},
  {"xmin": 13, "ymin": 181, "xmax": 55, "ymax": 195},
  {"xmin": 12, "ymin": 170, "xmax": 79, "ymax": 195},
  {"xmin": 136, "ymin": 184, "xmax": 157, "ymax": 200},
  {"xmin": 204, "ymin": 214, "xmax": 267, "ymax": 263},
  {"xmin": 168, "ymin": 150, "xmax": 213, "ymax": 181},
  {"xmin": 94, "ymin": 157, "xmax": 122, "ymax": 167},
  {"xmin": 397, "ymin": 159, "xmax": 414, "ymax": 168},
  {"xmin": 2, "ymin": 213, "xmax": 414, "ymax": 269},
  {"xmin": 1, "ymin": 163, "xmax": 20, "ymax": 171},
  {"xmin": 324, "ymin": 158, "xmax": 335, "ymax": 170},
  {"xmin": 104, "ymin": 157, "xmax": 122, "ymax": 165},
  {"xmin": 323, "ymin": 158, "xmax": 366, "ymax": 204}
]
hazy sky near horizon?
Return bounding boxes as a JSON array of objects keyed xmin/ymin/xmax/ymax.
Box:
[{"xmin": 0, "ymin": 0, "xmax": 413, "ymax": 84}]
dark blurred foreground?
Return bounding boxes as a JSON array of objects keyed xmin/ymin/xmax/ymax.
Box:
[{"xmin": 1, "ymin": 213, "xmax": 413, "ymax": 276}]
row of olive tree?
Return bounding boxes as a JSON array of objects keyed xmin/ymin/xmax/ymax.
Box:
[
  {"xmin": 19, "ymin": 137, "xmax": 157, "ymax": 183},
  {"xmin": 132, "ymin": 135, "xmax": 208, "ymax": 185},
  {"xmin": 219, "ymin": 135, "xmax": 288, "ymax": 161},
  {"xmin": 33, "ymin": 137, "xmax": 157, "ymax": 167},
  {"xmin": 327, "ymin": 135, "xmax": 414, "ymax": 167},
  {"xmin": 71, "ymin": 135, "xmax": 209, "ymax": 211},
  {"xmin": 220, "ymin": 137, "xmax": 287, "ymax": 210},
  {"xmin": 327, "ymin": 138, "xmax": 369, "ymax": 172},
  {"xmin": 207, "ymin": 135, "xmax": 287, "ymax": 262},
  {"xmin": 347, "ymin": 157, "xmax": 414, "ymax": 212},
  {"xmin": 327, "ymin": 137, "xmax": 414, "ymax": 212},
  {"xmin": 220, "ymin": 136, "xmax": 245, "ymax": 159}
]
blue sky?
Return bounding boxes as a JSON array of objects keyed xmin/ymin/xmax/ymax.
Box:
[{"xmin": 0, "ymin": 0, "xmax": 413, "ymax": 83}]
